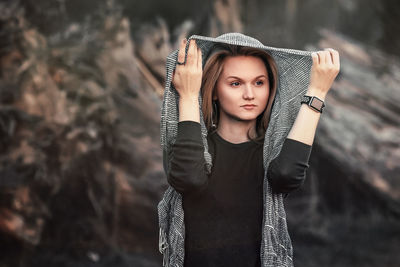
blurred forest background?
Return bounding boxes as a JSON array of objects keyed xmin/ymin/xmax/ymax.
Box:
[{"xmin": 0, "ymin": 0, "xmax": 399, "ymax": 266}]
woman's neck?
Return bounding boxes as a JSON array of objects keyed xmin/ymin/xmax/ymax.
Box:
[{"xmin": 217, "ymin": 118, "xmax": 256, "ymax": 144}]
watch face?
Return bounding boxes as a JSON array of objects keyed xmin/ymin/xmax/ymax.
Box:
[{"xmin": 311, "ymin": 98, "xmax": 323, "ymax": 110}]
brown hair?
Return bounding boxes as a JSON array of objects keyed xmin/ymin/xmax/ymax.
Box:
[{"xmin": 201, "ymin": 44, "xmax": 278, "ymax": 142}]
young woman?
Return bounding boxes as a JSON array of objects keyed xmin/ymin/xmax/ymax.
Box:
[{"xmin": 158, "ymin": 33, "xmax": 340, "ymax": 267}]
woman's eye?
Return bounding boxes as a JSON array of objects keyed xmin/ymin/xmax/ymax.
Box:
[
  {"xmin": 230, "ymin": 81, "xmax": 240, "ymax": 87},
  {"xmin": 255, "ymin": 80, "xmax": 264, "ymax": 86}
]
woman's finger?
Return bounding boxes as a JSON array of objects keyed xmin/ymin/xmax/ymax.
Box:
[
  {"xmin": 177, "ymin": 38, "xmax": 187, "ymax": 65},
  {"xmin": 318, "ymin": 51, "xmax": 326, "ymax": 66},
  {"xmin": 324, "ymin": 49, "xmax": 334, "ymax": 65},
  {"xmin": 311, "ymin": 52, "xmax": 319, "ymax": 65},
  {"xmin": 330, "ymin": 48, "xmax": 340, "ymax": 68},
  {"xmin": 186, "ymin": 39, "xmax": 197, "ymax": 66},
  {"xmin": 197, "ymin": 47, "xmax": 202, "ymax": 70}
]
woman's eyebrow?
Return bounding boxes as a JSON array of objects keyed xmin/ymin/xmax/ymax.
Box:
[
  {"xmin": 254, "ymin": 75, "xmax": 268, "ymax": 79},
  {"xmin": 225, "ymin": 75, "xmax": 268, "ymax": 79}
]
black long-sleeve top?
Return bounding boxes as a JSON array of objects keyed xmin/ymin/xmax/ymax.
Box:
[{"xmin": 167, "ymin": 121, "xmax": 312, "ymax": 267}]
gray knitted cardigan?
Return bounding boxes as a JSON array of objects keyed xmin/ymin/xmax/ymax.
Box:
[{"xmin": 158, "ymin": 33, "xmax": 313, "ymax": 267}]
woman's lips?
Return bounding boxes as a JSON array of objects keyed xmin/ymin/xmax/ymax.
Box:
[{"xmin": 241, "ymin": 104, "xmax": 257, "ymax": 110}]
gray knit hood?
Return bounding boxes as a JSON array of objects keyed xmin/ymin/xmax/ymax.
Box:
[{"xmin": 158, "ymin": 33, "xmax": 313, "ymax": 267}]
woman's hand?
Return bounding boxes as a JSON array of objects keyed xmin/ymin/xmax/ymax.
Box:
[
  {"xmin": 172, "ymin": 38, "xmax": 203, "ymax": 122},
  {"xmin": 172, "ymin": 39, "xmax": 203, "ymax": 101},
  {"xmin": 308, "ymin": 48, "xmax": 340, "ymax": 99}
]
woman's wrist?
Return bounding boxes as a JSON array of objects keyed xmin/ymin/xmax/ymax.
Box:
[
  {"xmin": 306, "ymin": 86, "xmax": 327, "ymax": 100},
  {"xmin": 179, "ymin": 93, "xmax": 199, "ymax": 103},
  {"xmin": 179, "ymin": 95, "xmax": 200, "ymax": 122}
]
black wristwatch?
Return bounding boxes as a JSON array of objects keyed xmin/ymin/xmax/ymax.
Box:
[{"xmin": 301, "ymin": 95, "xmax": 325, "ymax": 113}]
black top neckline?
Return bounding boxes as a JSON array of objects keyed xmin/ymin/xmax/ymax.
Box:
[{"xmin": 211, "ymin": 131, "xmax": 260, "ymax": 149}]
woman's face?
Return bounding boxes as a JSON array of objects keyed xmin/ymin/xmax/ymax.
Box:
[{"xmin": 215, "ymin": 55, "xmax": 270, "ymax": 124}]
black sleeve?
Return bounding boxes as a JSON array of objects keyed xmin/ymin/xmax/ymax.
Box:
[
  {"xmin": 267, "ymin": 138, "xmax": 312, "ymax": 194},
  {"xmin": 167, "ymin": 121, "xmax": 209, "ymax": 194}
]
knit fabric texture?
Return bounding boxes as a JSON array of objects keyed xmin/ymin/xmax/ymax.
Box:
[{"xmin": 158, "ymin": 32, "xmax": 313, "ymax": 267}]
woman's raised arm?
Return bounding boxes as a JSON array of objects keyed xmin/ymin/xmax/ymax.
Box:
[
  {"xmin": 287, "ymin": 48, "xmax": 340, "ymax": 145},
  {"xmin": 167, "ymin": 39, "xmax": 208, "ymax": 194}
]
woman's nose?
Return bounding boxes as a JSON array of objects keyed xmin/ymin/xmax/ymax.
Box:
[{"xmin": 243, "ymin": 84, "xmax": 255, "ymax": 100}]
